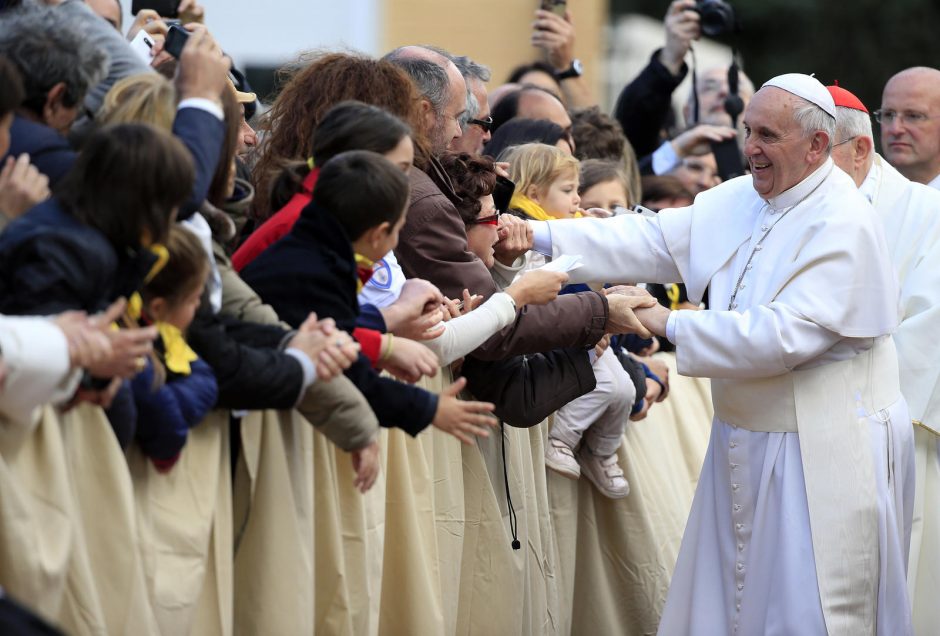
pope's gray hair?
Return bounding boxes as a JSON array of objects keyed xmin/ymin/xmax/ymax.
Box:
[
  {"xmin": 834, "ymin": 106, "xmax": 873, "ymax": 143},
  {"xmin": 793, "ymin": 97, "xmax": 835, "ymax": 153}
]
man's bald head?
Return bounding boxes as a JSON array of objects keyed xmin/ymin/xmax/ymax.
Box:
[
  {"xmin": 517, "ymin": 88, "xmax": 571, "ymax": 130},
  {"xmin": 880, "ymin": 66, "xmax": 940, "ymax": 184},
  {"xmin": 384, "ymin": 45, "xmax": 467, "ymax": 154}
]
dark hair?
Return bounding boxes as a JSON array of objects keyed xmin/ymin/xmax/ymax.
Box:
[
  {"xmin": 579, "ymin": 159, "xmax": 629, "ymax": 194},
  {"xmin": 312, "ymin": 150, "xmax": 410, "ymax": 241},
  {"xmin": 640, "ymin": 175, "xmax": 693, "ymax": 206},
  {"xmin": 267, "ymin": 101, "xmax": 412, "ymax": 212},
  {"xmin": 438, "ymin": 152, "xmax": 498, "ymax": 225},
  {"xmin": 507, "ymin": 61, "xmax": 557, "ymax": 85},
  {"xmin": 0, "ymin": 55, "xmax": 24, "ymax": 117},
  {"xmin": 0, "ymin": 7, "xmax": 108, "ymax": 117},
  {"xmin": 141, "ymin": 226, "xmax": 209, "ymax": 305},
  {"xmin": 207, "ymin": 86, "xmax": 242, "ymax": 207},
  {"xmin": 570, "ymin": 106, "xmax": 626, "ymax": 161},
  {"xmin": 484, "ymin": 118, "xmax": 566, "ymax": 160},
  {"xmin": 56, "ymin": 124, "xmax": 194, "ymax": 249},
  {"xmin": 252, "ymin": 52, "xmax": 425, "ymax": 220}
]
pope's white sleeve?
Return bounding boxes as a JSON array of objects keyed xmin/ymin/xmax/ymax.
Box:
[
  {"xmin": 0, "ymin": 316, "xmax": 80, "ymax": 423},
  {"xmin": 421, "ymin": 293, "xmax": 518, "ymax": 366},
  {"xmin": 671, "ymin": 302, "xmax": 845, "ymax": 379},
  {"xmin": 542, "ymin": 213, "xmax": 685, "ymax": 286}
]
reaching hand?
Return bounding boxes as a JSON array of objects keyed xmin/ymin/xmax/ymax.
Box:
[
  {"xmin": 84, "ymin": 300, "xmax": 157, "ymax": 379},
  {"xmin": 531, "ymin": 9, "xmax": 576, "ymax": 71},
  {"xmin": 631, "ymin": 378, "xmax": 664, "ymax": 421},
  {"xmin": 505, "ymin": 269, "xmax": 568, "ymax": 306},
  {"xmin": 177, "ymin": 0, "xmax": 206, "ymax": 24},
  {"xmin": 493, "ymin": 214, "xmax": 534, "ymax": 266},
  {"xmin": 53, "ymin": 311, "xmax": 113, "ymax": 371},
  {"xmin": 175, "ymin": 24, "xmax": 230, "ymax": 102},
  {"xmin": 603, "ymin": 287, "xmax": 658, "ymax": 337},
  {"xmin": 125, "ymin": 9, "xmax": 168, "ymax": 43},
  {"xmin": 670, "ymin": 124, "xmax": 737, "ymax": 158},
  {"xmin": 377, "ymin": 336, "xmax": 439, "ymax": 383},
  {"xmin": 289, "ymin": 314, "xmax": 360, "ymax": 381},
  {"xmin": 442, "ymin": 289, "xmax": 482, "ymax": 321},
  {"xmin": 432, "ymin": 378, "xmax": 496, "ymax": 445},
  {"xmin": 380, "ymin": 279, "xmax": 446, "ymax": 341},
  {"xmin": 0, "ymin": 154, "xmax": 50, "ymax": 221},
  {"xmin": 661, "ymin": 0, "xmax": 700, "ymax": 75},
  {"xmin": 351, "ymin": 439, "xmax": 380, "ymax": 493}
]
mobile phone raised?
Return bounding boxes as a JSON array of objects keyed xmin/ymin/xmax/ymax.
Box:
[
  {"xmin": 539, "ymin": 0, "xmax": 567, "ymax": 17},
  {"xmin": 163, "ymin": 24, "xmax": 189, "ymax": 59},
  {"xmin": 131, "ymin": 0, "xmax": 180, "ymax": 18}
]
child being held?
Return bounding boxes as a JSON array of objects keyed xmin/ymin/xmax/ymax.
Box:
[
  {"xmin": 130, "ymin": 226, "xmax": 219, "ymax": 472},
  {"xmin": 502, "ymin": 143, "xmax": 644, "ymax": 498}
]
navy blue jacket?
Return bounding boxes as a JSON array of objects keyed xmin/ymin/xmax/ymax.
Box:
[
  {"xmin": 241, "ymin": 202, "xmax": 438, "ymax": 435},
  {"xmin": 0, "ymin": 198, "xmax": 157, "ymax": 315},
  {"xmin": 4, "ymin": 115, "xmax": 75, "ymax": 187},
  {"xmin": 3, "ymin": 107, "xmax": 224, "ymax": 218},
  {"xmin": 131, "ymin": 356, "xmax": 218, "ymax": 462}
]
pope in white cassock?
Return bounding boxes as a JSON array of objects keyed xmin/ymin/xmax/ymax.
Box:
[
  {"xmin": 530, "ymin": 74, "xmax": 915, "ymax": 635},
  {"xmin": 827, "ymin": 82, "xmax": 940, "ymax": 636}
]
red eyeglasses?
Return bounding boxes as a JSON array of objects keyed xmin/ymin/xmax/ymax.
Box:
[{"xmin": 469, "ymin": 211, "xmax": 501, "ymax": 226}]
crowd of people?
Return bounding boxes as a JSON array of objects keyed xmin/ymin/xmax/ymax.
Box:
[{"xmin": 0, "ymin": 0, "xmax": 939, "ymax": 634}]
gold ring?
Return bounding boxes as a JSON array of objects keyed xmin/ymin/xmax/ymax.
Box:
[{"xmin": 135, "ymin": 356, "xmax": 147, "ymax": 372}]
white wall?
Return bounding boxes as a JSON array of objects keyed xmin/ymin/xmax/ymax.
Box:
[{"xmin": 123, "ymin": 0, "xmax": 381, "ymax": 69}]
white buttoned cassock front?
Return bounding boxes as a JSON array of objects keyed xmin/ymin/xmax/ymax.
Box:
[{"xmin": 532, "ymin": 159, "xmax": 914, "ymax": 635}]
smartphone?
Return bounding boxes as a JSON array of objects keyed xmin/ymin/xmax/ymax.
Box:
[
  {"xmin": 131, "ymin": 0, "xmax": 180, "ymax": 18},
  {"xmin": 163, "ymin": 24, "xmax": 189, "ymax": 59},
  {"xmin": 128, "ymin": 29, "xmax": 156, "ymax": 65},
  {"xmin": 710, "ymin": 138, "xmax": 746, "ymax": 182},
  {"xmin": 539, "ymin": 0, "xmax": 567, "ymax": 16}
]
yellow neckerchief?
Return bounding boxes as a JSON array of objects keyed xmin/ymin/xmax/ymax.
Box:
[
  {"xmin": 144, "ymin": 243, "xmax": 169, "ymax": 284},
  {"xmin": 509, "ymin": 193, "xmax": 582, "ymax": 221},
  {"xmin": 354, "ymin": 253, "xmax": 375, "ymax": 294},
  {"xmin": 128, "ymin": 293, "xmax": 198, "ymax": 376},
  {"xmin": 666, "ymin": 284, "xmax": 681, "ymax": 311}
]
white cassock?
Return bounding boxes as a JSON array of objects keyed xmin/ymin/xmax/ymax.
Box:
[
  {"xmin": 533, "ymin": 159, "xmax": 914, "ymax": 635},
  {"xmin": 861, "ymin": 155, "xmax": 940, "ymax": 636}
]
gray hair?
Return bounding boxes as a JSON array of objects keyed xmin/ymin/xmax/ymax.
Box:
[
  {"xmin": 834, "ymin": 105, "xmax": 873, "ymax": 144},
  {"xmin": 452, "ymin": 55, "xmax": 490, "ymax": 127},
  {"xmin": 0, "ymin": 6, "xmax": 108, "ymax": 117},
  {"xmin": 793, "ymin": 97, "xmax": 835, "ymax": 153},
  {"xmin": 386, "ymin": 55, "xmax": 450, "ymax": 116}
]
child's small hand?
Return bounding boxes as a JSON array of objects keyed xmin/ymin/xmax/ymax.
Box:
[
  {"xmin": 378, "ymin": 337, "xmax": 438, "ymax": 383},
  {"xmin": 431, "ymin": 378, "xmax": 496, "ymax": 445},
  {"xmin": 351, "ymin": 438, "xmax": 380, "ymax": 493}
]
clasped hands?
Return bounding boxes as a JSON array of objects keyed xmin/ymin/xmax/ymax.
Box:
[{"xmin": 603, "ymin": 286, "xmax": 671, "ymax": 339}]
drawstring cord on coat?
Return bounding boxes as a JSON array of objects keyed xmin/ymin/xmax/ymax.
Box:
[{"xmin": 500, "ymin": 422, "xmax": 520, "ymax": 550}]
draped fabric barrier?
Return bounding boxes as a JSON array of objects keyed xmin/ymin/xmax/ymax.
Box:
[{"xmin": 0, "ymin": 353, "xmax": 711, "ymax": 635}]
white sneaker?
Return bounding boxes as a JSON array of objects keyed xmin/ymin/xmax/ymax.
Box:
[
  {"xmin": 578, "ymin": 449, "xmax": 630, "ymax": 499},
  {"xmin": 545, "ymin": 437, "xmax": 580, "ymax": 479}
]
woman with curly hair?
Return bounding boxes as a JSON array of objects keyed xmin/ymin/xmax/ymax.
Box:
[{"xmin": 251, "ymin": 52, "xmax": 428, "ymax": 220}]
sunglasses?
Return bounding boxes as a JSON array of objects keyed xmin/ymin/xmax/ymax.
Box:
[
  {"xmin": 469, "ymin": 211, "xmax": 501, "ymax": 226},
  {"xmin": 468, "ymin": 116, "xmax": 493, "ymax": 133}
]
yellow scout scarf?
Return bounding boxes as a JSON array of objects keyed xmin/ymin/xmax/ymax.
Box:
[
  {"xmin": 127, "ymin": 293, "xmax": 198, "ymax": 377},
  {"xmin": 509, "ymin": 193, "xmax": 582, "ymax": 221},
  {"xmin": 355, "ymin": 253, "xmax": 375, "ymax": 294}
]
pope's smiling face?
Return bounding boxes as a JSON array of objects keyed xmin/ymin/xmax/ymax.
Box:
[{"xmin": 743, "ymin": 87, "xmax": 828, "ymax": 199}]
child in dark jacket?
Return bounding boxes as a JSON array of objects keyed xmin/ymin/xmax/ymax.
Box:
[
  {"xmin": 131, "ymin": 226, "xmax": 218, "ymax": 472},
  {"xmin": 241, "ymin": 151, "xmax": 496, "ymax": 444}
]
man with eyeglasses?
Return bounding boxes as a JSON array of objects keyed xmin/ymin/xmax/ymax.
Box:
[
  {"xmin": 878, "ymin": 67, "xmax": 940, "ymax": 189},
  {"xmin": 450, "ymin": 56, "xmax": 492, "ymax": 156},
  {"xmin": 829, "ymin": 82, "xmax": 940, "ymax": 636}
]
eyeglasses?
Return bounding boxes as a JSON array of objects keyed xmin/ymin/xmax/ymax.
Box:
[
  {"xmin": 468, "ymin": 116, "xmax": 493, "ymax": 133},
  {"xmin": 469, "ymin": 211, "xmax": 501, "ymax": 226},
  {"xmin": 873, "ymin": 109, "xmax": 937, "ymax": 126},
  {"xmin": 833, "ymin": 135, "xmax": 858, "ymax": 147}
]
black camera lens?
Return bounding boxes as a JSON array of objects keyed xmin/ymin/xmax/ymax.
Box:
[{"xmin": 695, "ymin": 0, "xmax": 736, "ymax": 37}]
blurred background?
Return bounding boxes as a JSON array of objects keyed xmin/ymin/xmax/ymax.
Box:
[{"xmin": 121, "ymin": 0, "xmax": 940, "ymax": 118}]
